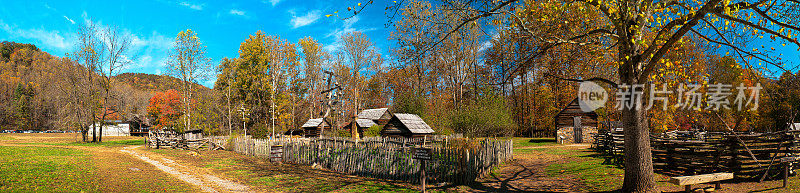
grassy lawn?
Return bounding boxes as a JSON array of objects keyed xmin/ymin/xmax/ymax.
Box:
[
  {"xmin": 510, "ymin": 137, "xmax": 557, "ymax": 148},
  {"xmin": 0, "ymin": 146, "xmax": 100, "ymax": 192},
  {"xmin": 146, "ymin": 148, "xmax": 423, "ymax": 192},
  {"xmin": 20, "ymin": 139, "xmax": 146, "ymax": 147},
  {"xmin": 0, "ymin": 134, "xmax": 195, "ymax": 193},
  {"xmin": 543, "ymin": 149, "xmax": 624, "ymax": 192},
  {"xmin": 540, "ymin": 147, "xmax": 680, "ymax": 192}
]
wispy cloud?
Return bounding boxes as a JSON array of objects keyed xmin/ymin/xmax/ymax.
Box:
[
  {"xmin": 229, "ymin": 9, "xmax": 246, "ymax": 16},
  {"xmin": 477, "ymin": 32, "xmax": 499, "ymax": 53},
  {"xmin": 290, "ymin": 10, "xmax": 321, "ymax": 28},
  {"xmin": 180, "ymin": 2, "xmax": 204, "ymax": 10},
  {"xmin": 265, "ymin": 0, "xmax": 282, "ymax": 6},
  {"xmin": 128, "ymin": 31, "xmax": 173, "ymax": 70},
  {"xmin": 324, "ymin": 16, "xmax": 376, "ymax": 52},
  {"xmin": 0, "ymin": 20, "xmax": 75, "ymax": 52},
  {"xmin": 63, "ymin": 16, "xmax": 75, "ymax": 24}
]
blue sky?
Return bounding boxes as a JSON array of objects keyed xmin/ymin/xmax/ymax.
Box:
[
  {"xmin": 0, "ymin": 0, "xmax": 797, "ymax": 88},
  {"xmin": 0, "ymin": 0, "xmax": 396, "ymax": 87}
]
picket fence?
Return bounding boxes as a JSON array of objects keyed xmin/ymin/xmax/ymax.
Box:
[{"xmin": 207, "ymin": 135, "xmax": 513, "ymax": 185}]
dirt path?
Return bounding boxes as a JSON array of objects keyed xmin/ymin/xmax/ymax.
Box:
[
  {"xmin": 121, "ymin": 146, "xmax": 251, "ymax": 193},
  {"xmin": 454, "ymin": 145, "xmax": 589, "ymax": 192}
]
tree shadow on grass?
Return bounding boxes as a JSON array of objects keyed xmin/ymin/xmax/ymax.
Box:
[
  {"xmin": 428, "ymin": 158, "xmax": 596, "ymax": 193},
  {"xmin": 529, "ymin": 138, "xmax": 556, "ymax": 143},
  {"xmin": 577, "ymin": 149, "xmax": 624, "ymax": 167}
]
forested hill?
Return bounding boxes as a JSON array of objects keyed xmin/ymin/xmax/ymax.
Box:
[
  {"xmin": 113, "ymin": 73, "xmax": 210, "ymax": 92},
  {"xmin": 0, "ymin": 41, "xmax": 213, "ymax": 131}
]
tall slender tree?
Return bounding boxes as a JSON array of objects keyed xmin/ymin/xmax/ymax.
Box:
[{"xmin": 167, "ymin": 29, "xmax": 212, "ymax": 133}]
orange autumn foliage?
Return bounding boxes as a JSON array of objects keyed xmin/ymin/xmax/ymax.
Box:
[{"xmin": 147, "ymin": 89, "xmax": 183, "ymax": 130}]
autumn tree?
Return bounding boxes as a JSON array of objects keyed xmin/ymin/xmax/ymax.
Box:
[
  {"xmin": 341, "ymin": 31, "xmax": 383, "ymax": 138},
  {"xmin": 69, "ymin": 20, "xmax": 134, "ymax": 142},
  {"xmin": 147, "ymin": 89, "xmax": 183, "ymax": 130},
  {"xmin": 167, "ymin": 29, "xmax": 212, "ymax": 133},
  {"xmin": 216, "ymin": 31, "xmax": 297, "ymax": 138},
  {"xmin": 299, "ymin": 37, "xmax": 327, "ymax": 119}
]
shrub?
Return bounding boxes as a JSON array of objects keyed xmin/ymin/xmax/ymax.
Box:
[
  {"xmin": 364, "ymin": 125, "xmax": 382, "ymax": 137},
  {"xmin": 448, "ymin": 92, "xmax": 516, "ymax": 137}
]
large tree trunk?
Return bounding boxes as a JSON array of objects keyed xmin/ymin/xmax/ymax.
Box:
[
  {"xmin": 621, "ymin": 106, "xmax": 655, "ymax": 192},
  {"xmin": 619, "ymin": 47, "xmax": 656, "ymax": 192}
]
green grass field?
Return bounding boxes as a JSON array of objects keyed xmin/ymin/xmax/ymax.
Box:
[
  {"xmin": 26, "ymin": 139, "xmax": 146, "ymax": 147},
  {"xmin": 543, "ymin": 149, "xmax": 624, "ymax": 192},
  {"xmin": 510, "ymin": 137, "xmax": 557, "ymax": 148},
  {"xmin": 0, "ymin": 146, "xmax": 100, "ymax": 192}
]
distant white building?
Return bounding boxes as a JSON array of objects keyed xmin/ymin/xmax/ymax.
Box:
[{"xmin": 86, "ymin": 120, "xmax": 130, "ymax": 136}]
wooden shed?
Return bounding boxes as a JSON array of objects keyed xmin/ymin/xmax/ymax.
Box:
[
  {"xmin": 301, "ymin": 118, "xmax": 331, "ymax": 138},
  {"xmin": 380, "ymin": 113, "xmax": 434, "ymax": 138},
  {"xmin": 345, "ymin": 108, "xmax": 392, "ymax": 139},
  {"xmin": 554, "ymin": 98, "xmax": 599, "ymax": 144},
  {"xmin": 344, "ymin": 119, "xmax": 377, "ymax": 139}
]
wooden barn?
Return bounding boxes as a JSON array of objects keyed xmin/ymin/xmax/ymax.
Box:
[
  {"xmin": 301, "ymin": 118, "xmax": 331, "ymax": 138},
  {"xmin": 345, "ymin": 108, "xmax": 392, "ymax": 139},
  {"xmin": 554, "ymin": 98, "xmax": 599, "ymax": 144},
  {"xmin": 380, "ymin": 113, "xmax": 434, "ymax": 138}
]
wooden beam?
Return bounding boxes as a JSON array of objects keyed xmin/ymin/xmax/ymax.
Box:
[
  {"xmin": 780, "ymin": 156, "xmax": 800, "ymax": 163},
  {"xmin": 668, "ymin": 173, "xmax": 733, "ymax": 186}
]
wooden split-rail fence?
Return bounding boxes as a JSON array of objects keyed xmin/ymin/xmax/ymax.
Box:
[
  {"xmin": 207, "ymin": 135, "xmax": 513, "ymax": 185},
  {"xmin": 594, "ymin": 130, "xmax": 800, "ymax": 180},
  {"xmin": 146, "ymin": 131, "xmax": 215, "ymax": 150}
]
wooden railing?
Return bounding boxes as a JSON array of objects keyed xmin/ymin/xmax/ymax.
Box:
[{"xmin": 593, "ymin": 130, "xmax": 800, "ymax": 180}]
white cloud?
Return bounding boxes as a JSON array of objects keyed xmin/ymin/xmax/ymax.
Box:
[
  {"xmin": 229, "ymin": 9, "xmax": 246, "ymax": 16},
  {"xmin": 478, "ymin": 40, "xmax": 492, "ymax": 52},
  {"xmin": 180, "ymin": 2, "xmax": 204, "ymax": 10},
  {"xmin": 63, "ymin": 16, "xmax": 75, "ymax": 24},
  {"xmin": 290, "ymin": 10, "xmax": 321, "ymax": 28},
  {"xmin": 0, "ymin": 20, "xmax": 75, "ymax": 52},
  {"xmin": 127, "ymin": 31, "xmax": 173, "ymax": 71},
  {"xmin": 265, "ymin": 0, "xmax": 282, "ymax": 6},
  {"xmin": 478, "ymin": 32, "xmax": 499, "ymax": 52},
  {"xmin": 324, "ymin": 16, "xmax": 376, "ymax": 52},
  {"xmin": 44, "ymin": 3, "xmax": 55, "ymax": 11}
]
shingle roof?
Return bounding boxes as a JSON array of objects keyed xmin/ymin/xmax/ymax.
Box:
[
  {"xmin": 394, "ymin": 113, "xmax": 434, "ymax": 134},
  {"xmin": 357, "ymin": 108, "xmax": 389, "ymax": 120},
  {"xmin": 302, "ymin": 118, "xmax": 328, "ymax": 128},
  {"xmin": 356, "ymin": 119, "xmax": 377, "ymax": 128}
]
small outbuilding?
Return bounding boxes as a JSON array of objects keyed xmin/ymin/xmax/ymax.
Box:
[
  {"xmin": 301, "ymin": 118, "xmax": 331, "ymax": 138},
  {"xmin": 129, "ymin": 115, "xmax": 151, "ymax": 136},
  {"xmin": 555, "ymin": 98, "xmax": 599, "ymax": 144},
  {"xmin": 345, "ymin": 108, "xmax": 392, "ymax": 139},
  {"xmin": 87, "ymin": 120, "xmax": 130, "ymax": 137},
  {"xmin": 380, "ymin": 113, "xmax": 434, "ymax": 138}
]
